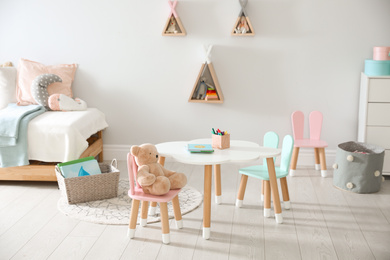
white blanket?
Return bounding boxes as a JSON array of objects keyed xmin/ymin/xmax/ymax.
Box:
[{"xmin": 27, "ymin": 108, "xmax": 108, "ymax": 162}]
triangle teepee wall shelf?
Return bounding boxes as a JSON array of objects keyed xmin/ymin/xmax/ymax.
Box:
[
  {"xmin": 162, "ymin": 0, "xmax": 186, "ymax": 36},
  {"xmin": 189, "ymin": 45, "xmax": 224, "ymax": 104},
  {"xmin": 231, "ymin": 0, "xmax": 255, "ymax": 36}
]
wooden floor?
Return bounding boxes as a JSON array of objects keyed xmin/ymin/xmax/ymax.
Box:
[{"xmin": 0, "ymin": 161, "xmax": 389, "ymax": 260}]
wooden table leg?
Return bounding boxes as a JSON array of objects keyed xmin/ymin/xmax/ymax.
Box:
[
  {"xmin": 203, "ymin": 165, "xmax": 212, "ymax": 239},
  {"xmin": 266, "ymin": 157, "xmax": 283, "ymax": 223},
  {"xmin": 214, "ymin": 164, "xmax": 222, "ymax": 204}
]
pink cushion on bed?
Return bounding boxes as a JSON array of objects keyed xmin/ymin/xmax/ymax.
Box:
[{"xmin": 16, "ymin": 58, "xmax": 77, "ymax": 106}]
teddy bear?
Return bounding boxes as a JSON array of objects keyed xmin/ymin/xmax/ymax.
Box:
[{"xmin": 130, "ymin": 143, "xmax": 187, "ymax": 196}]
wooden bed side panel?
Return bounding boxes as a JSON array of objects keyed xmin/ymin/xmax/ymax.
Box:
[
  {"xmin": 0, "ymin": 165, "xmax": 57, "ymax": 181},
  {"xmin": 0, "ymin": 131, "xmax": 104, "ymax": 182}
]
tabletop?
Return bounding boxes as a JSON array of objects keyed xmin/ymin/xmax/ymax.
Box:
[{"xmin": 156, "ymin": 139, "xmax": 281, "ymax": 165}]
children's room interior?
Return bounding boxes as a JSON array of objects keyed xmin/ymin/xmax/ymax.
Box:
[{"xmin": 1, "ymin": 0, "xmax": 390, "ymax": 259}]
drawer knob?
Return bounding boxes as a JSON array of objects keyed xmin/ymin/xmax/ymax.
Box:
[
  {"xmin": 346, "ymin": 182, "xmax": 354, "ymax": 189},
  {"xmin": 332, "ymin": 163, "xmax": 338, "ymax": 169},
  {"xmin": 374, "ymin": 170, "xmax": 381, "ymax": 177}
]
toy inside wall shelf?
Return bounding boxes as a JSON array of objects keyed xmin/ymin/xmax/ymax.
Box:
[
  {"xmin": 162, "ymin": 0, "xmax": 186, "ymax": 36},
  {"xmin": 189, "ymin": 45, "xmax": 224, "ymax": 104},
  {"xmin": 231, "ymin": 0, "xmax": 254, "ymax": 36}
]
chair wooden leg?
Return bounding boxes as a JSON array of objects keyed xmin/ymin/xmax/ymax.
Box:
[
  {"xmin": 290, "ymin": 147, "xmax": 300, "ymax": 176},
  {"xmin": 149, "ymin": 201, "xmax": 157, "ymax": 216},
  {"xmin": 266, "ymin": 157, "xmax": 283, "ymax": 223},
  {"xmin": 159, "ymin": 202, "xmax": 170, "ymax": 244},
  {"xmin": 280, "ymin": 177, "xmax": 291, "ymax": 209},
  {"xmin": 236, "ymin": 174, "xmax": 248, "ymax": 207},
  {"xmin": 214, "ymin": 164, "xmax": 222, "ymax": 204},
  {"xmin": 319, "ymin": 148, "xmax": 327, "ymax": 177},
  {"xmin": 263, "ymin": 180, "xmax": 271, "ymax": 217},
  {"xmin": 172, "ymin": 195, "xmax": 183, "ymax": 229},
  {"xmin": 140, "ymin": 201, "xmax": 149, "ymax": 226},
  {"xmin": 128, "ymin": 199, "xmax": 140, "ymax": 238},
  {"xmin": 314, "ymin": 148, "xmax": 320, "ymax": 170}
]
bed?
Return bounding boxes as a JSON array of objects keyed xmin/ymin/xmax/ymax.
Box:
[{"xmin": 0, "ymin": 108, "xmax": 108, "ymax": 181}]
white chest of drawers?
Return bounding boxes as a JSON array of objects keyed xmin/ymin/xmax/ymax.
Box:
[{"xmin": 358, "ymin": 72, "xmax": 390, "ymax": 175}]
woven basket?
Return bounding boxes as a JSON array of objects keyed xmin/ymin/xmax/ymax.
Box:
[{"xmin": 55, "ymin": 159, "xmax": 120, "ymax": 204}]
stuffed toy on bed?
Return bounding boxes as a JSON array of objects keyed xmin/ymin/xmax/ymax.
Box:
[
  {"xmin": 31, "ymin": 73, "xmax": 87, "ymax": 111},
  {"xmin": 48, "ymin": 94, "xmax": 87, "ymax": 111}
]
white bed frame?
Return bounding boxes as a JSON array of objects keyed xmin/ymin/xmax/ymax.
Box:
[{"xmin": 0, "ymin": 131, "xmax": 103, "ymax": 181}]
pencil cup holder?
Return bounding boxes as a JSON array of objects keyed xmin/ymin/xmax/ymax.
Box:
[{"xmin": 212, "ymin": 134, "xmax": 230, "ymax": 149}]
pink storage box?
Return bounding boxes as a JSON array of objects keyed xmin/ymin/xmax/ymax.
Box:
[{"xmin": 373, "ymin": 47, "xmax": 390, "ymax": 60}]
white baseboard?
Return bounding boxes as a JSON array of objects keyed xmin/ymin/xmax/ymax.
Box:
[
  {"xmin": 103, "ymin": 144, "xmax": 336, "ymax": 167},
  {"xmin": 104, "ymin": 144, "xmax": 131, "ymax": 161}
]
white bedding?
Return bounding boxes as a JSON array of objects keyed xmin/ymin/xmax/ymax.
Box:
[{"xmin": 27, "ymin": 108, "xmax": 108, "ymax": 162}]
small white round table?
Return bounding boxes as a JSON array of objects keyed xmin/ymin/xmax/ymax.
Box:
[{"xmin": 156, "ymin": 139, "xmax": 282, "ymax": 240}]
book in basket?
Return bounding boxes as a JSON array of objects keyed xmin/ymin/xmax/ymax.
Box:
[{"xmin": 58, "ymin": 156, "xmax": 101, "ymax": 178}]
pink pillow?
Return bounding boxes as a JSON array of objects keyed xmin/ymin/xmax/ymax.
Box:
[{"xmin": 16, "ymin": 58, "xmax": 77, "ymax": 106}]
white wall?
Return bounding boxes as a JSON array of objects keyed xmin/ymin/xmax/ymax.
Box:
[{"xmin": 1, "ymin": 0, "xmax": 390, "ymax": 158}]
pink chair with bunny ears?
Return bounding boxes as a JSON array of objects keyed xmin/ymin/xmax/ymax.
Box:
[
  {"xmin": 290, "ymin": 111, "xmax": 328, "ymax": 177},
  {"xmin": 126, "ymin": 153, "xmax": 183, "ymax": 244}
]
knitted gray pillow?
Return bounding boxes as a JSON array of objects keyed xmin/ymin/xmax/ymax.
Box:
[{"xmin": 31, "ymin": 74, "xmax": 62, "ymax": 109}]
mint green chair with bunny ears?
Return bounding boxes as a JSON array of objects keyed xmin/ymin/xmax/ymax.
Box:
[
  {"xmin": 236, "ymin": 135, "xmax": 294, "ymax": 221},
  {"xmin": 236, "ymin": 131, "xmax": 279, "ymax": 207},
  {"xmin": 262, "ymin": 131, "xmax": 279, "ymax": 166}
]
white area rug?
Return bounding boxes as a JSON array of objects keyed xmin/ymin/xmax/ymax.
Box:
[{"xmin": 57, "ymin": 180, "xmax": 203, "ymax": 225}]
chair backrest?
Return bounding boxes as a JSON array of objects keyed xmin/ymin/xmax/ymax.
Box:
[
  {"xmin": 263, "ymin": 131, "xmax": 279, "ymax": 166},
  {"xmin": 291, "ymin": 111, "xmax": 304, "ymax": 140},
  {"xmin": 309, "ymin": 111, "xmax": 323, "ymax": 140},
  {"xmin": 127, "ymin": 153, "xmax": 140, "ymax": 196},
  {"xmin": 279, "ymin": 135, "xmax": 294, "ymax": 173}
]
